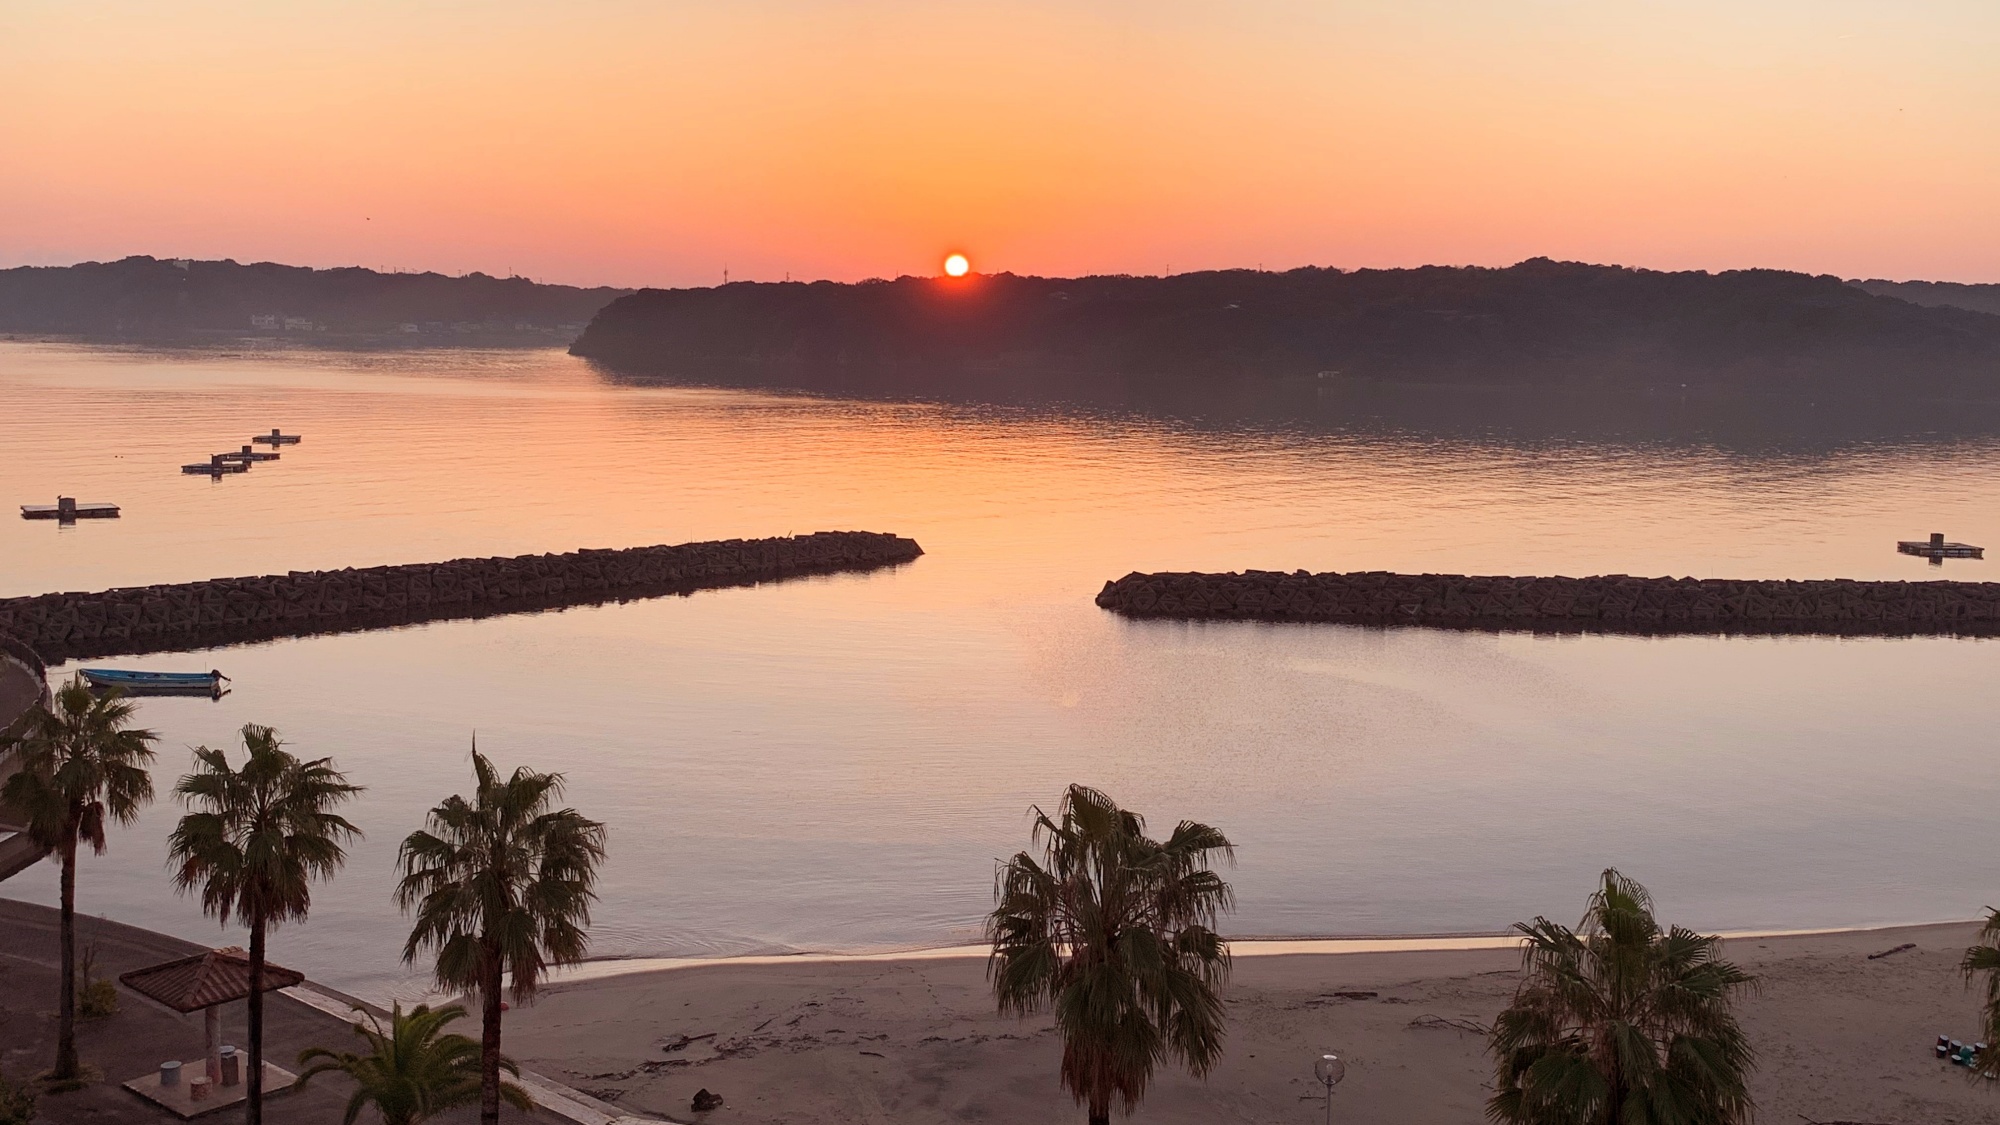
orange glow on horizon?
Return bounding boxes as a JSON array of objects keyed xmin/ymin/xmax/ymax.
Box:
[{"xmin": 1, "ymin": 4, "xmax": 1996, "ymax": 286}]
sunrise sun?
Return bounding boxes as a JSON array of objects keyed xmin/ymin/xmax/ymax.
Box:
[{"xmin": 943, "ymin": 253, "xmax": 970, "ymax": 277}]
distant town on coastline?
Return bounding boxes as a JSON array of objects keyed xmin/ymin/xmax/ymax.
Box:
[{"xmin": 0, "ymin": 256, "xmax": 629, "ymax": 346}]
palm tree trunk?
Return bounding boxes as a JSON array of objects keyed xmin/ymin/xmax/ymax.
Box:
[
  {"xmin": 54, "ymin": 832, "xmax": 79, "ymax": 1080},
  {"xmin": 481, "ymin": 950, "xmax": 503, "ymax": 1125},
  {"xmin": 246, "ymin": 917, "xmax": 265, "ymax": 1125}
]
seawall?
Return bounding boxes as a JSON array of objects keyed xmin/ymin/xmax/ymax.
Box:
[
  {"xmin": 1094, "ymin": 569, "xmax": 2000, "ymax": 637},
  {"xmin": 0, "ymin": 531, "xmax": 923, "ymax": 663}
]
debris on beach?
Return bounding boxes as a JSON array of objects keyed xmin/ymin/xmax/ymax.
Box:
[
  {"xmin": 1408, "ymin": 1014, "xmax": 1491, "ymax": 1035},
  {"xmin": 691, "ymin": 1088, "xmax": 725, "ymax": 1112}
]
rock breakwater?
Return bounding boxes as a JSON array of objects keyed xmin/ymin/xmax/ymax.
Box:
[
  {"xmin": 0, "ymin": 532, "xmax": 923, "ymax": 663},
  {"xmin": 1094, "ymin": 570, "xmax": 2000, "ymax": 637}
]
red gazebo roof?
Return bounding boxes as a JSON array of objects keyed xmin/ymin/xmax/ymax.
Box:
[{"xmin": 118, "ymin": 947, "xmax": 305, "ymax": 1013}]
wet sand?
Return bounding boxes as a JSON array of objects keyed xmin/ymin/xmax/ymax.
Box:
[{"xmin": 505, "ymin": 922, "xmax": 2000, "ymax": 1125}]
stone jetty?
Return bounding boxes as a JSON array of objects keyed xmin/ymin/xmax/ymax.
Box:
[
  {"xmin": 0, "ymin": 531, "xmax": 923, "ymax": 663},
  {"xmin": 1094, "ymin": 569, "xmax": 2000, "ymax": 637}
]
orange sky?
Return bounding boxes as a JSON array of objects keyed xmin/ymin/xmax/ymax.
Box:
[{"xmin": 3, "ymin": 1, "xmax": 1996, "ymax": 287}]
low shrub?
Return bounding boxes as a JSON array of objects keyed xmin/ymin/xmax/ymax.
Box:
[
  {"xmin": 0, "ymin": 1070, "xmax": 36, "ymax": 1125},
  {"xmin": 76, "ymin": 943, "xmax": 118, "ymax": 1020}
]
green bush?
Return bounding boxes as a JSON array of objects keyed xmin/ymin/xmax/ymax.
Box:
[
  {"xmin": 77, "ymin": 978, "xmax": 118, "ymax": 1020},
  {"xmin": 0, "ymin": 1071, "xmax": 36, "ymax": 1125},
  {"xmin": 75, "ymin": 941, "xmax": 118, "ymax": 1020}
]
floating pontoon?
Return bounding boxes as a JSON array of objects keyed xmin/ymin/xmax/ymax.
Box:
[
  {"xmin": 1898, "ymin": 532, "xmax": 1984, "ymax": 562},
  {"xmin": 21, "ymin": 497, "xmax": 119, "ymax": 521}
]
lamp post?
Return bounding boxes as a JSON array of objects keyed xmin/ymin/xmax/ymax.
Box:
[{"xmin": 1313, "ymin": 1052, "xmax": 1346, "ymax": 1125}]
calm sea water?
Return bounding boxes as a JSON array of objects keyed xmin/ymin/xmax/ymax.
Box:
[{"xmin": 3, "ymin": 341, "xmax": 1998, "ymax": 1001}]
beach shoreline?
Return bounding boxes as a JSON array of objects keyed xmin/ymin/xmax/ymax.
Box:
[
  {"xmin": 538, "ymin": 918, "xmax": 1979, "ymax": 987},
  {"xmin": 504, "ymin": 919, "xmax": 2000, "ymax": 1125}
]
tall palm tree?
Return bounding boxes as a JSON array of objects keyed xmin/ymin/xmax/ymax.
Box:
[
  {"xmin": 987, "ymin": 784, "xmax": 1235, "ymax": 1125},
  {"xmin": 0, "ymin": 676, "xmax": 156, "ymax": 1084},
  {"xmin": 296, "ymin": 1002, "xmax": 532, "ymax": 1125},
  {"xmin": 1489, "ymin": 869, "xmax": 1757, "ymax": 1125},
  {"xmin": 1959, "ymin": 908, "xmax": 2000, "ymax": 1077},
  {"xmin": 395, "ymin": 749, "xmax": 606, "ymax": 1125},
  {"xmin": 168, "ymin": 725, "xmax": 362, "ymax": 1125}
]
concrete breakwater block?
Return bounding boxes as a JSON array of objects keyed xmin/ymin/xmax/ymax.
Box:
[
  {"xmin": 0, "ymin": 531, "xmax": 923, "ymax": 663},
  {"xmin": 1094, "ymin": 569, "xmax": 2000, "ymax": 637}
]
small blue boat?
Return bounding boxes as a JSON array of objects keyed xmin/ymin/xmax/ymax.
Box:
[{"xmin": 79, "ymin": 668, "xmax": 229, "ymax": 696}]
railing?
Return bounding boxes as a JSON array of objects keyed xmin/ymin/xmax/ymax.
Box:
[
  {"xmin": 0, "ymin": 632, "xmax": 47, "ymax": 681},
  {"xmin": 0, "ymin": 632, "xmax": 49, "ymax": 753},
  {"xmin": 0, "ymin": 630, "xmax": 52, "ymax": 878}
]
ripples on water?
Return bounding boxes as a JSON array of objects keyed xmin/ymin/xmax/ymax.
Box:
[{"xmin": 3, "ymin": 341, "xmax": 1998, "ymax": 1000}]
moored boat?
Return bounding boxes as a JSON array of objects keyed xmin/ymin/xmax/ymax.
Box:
[{"xmin": 79, "ymin": 668, "xmax": 230, "ymax": 696}]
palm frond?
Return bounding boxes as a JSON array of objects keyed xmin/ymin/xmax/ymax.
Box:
[
  {"xmin": 1489, "ymin": 870, "xmax": 1755, "ymax": 1125},
  {"xmin": 0, "ymin": 676, "xmax": 158, "ymax": 853},
  {"xmin": 986, "ymin": 784, "xmax": 1233, "ymax": 1118},
  {"xmin": 295, "ymin": 1003, "xmax": 532, "ymax": 1125},
  {"xmin": 168, "ymin": 724, "xmax": 362, "ymax": 932}
]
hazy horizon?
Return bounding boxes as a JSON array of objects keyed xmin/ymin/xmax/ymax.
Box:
[
  {"xmin": 6, "ymin": 252, "xmax": 1995, "ymax": 293},
  {"xmin": 5, "ymin": 1, "xmax": 1996, "ymax": 289}
]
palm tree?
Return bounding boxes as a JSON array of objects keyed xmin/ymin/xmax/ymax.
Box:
[
  {"xmin": 1959, "ymin": 908, "xmax": 2000, "ymax": 1077},
  {"xmin": 1488, "ymin": 869, "xmax": 1757, "ymax": 1125},
  {"xmin": 168, "ymin": 725, "xmax": 362, "ymax": 1125},
  {"xmin": 0, "ymin": 676, "xmax": 156, "ymax": 1084},
  {"xmin": 296, "ymin": 1002, "xmax": 532, "ymax": 1125},
  {"xmin": 986, "ymin": 784, "xmax": 1235, "ymax": 1125},
  {"xmin": 395, "ymin": 748, "xmax": 606, "ymax": 1125}
]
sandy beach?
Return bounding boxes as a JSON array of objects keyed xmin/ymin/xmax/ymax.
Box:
[{"xmin": 505, "ymin": 922, "xmax": 2000, "ymax": 1125}]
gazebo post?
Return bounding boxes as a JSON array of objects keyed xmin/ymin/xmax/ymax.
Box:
[
  {"xmin": 116, "ymin": 946, "xmax": 305, "ymax": 1112},
  {"xmin": 205, "ymin": 1005, "xmax": 222, "ymax": 1083}
]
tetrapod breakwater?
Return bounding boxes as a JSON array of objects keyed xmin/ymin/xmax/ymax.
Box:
[
  {"xmin": 0, "ymin": 531, "xmax": 924, "ymax": 663},
  {"xmin": 1094, "ymin": 569, "xmax": 2000, "ymax": 637}
]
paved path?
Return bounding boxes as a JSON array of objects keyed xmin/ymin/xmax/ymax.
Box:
[
  {"xmin": 0, "ymin": 654, "xmax": 37, "ymax": 737},
  {"xmin": 0, "ymin": 652, "xmax": 47, "ymax": 878},
  {"xmin": 0, "ymin": 898, "xmax": 602, "ymax": 1124}
]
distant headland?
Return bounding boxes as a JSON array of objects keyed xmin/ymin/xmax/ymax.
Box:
[
  {"xmin": 0, "ymin": 256, "xmax": 630, "ymax": 346},
  {"xmin": 571, "ymin": 260, "xmax": 2000, "ymax": 409}
]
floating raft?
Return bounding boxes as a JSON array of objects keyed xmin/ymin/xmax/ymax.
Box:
[
  {"xmin": 21, "ymin": 498, "xmax": 119, "ymax": 521},
  {"xmin": 1898, "ymin": 533, "xmax": 1983, "ymax": 560},
  {"xmin": 182, "ymin": 455, "xmax": 250, "ymax": 475},
  {"xmin": 219, "ymin": 444, "xmax": 280, "ymax": 463},
  {"xmin": 251, "ymin": 429, "xmax": 301, "ymax": 446},
  {"xmin": 0, "ymin": 531, "xmax": 923, "ymax": 662},
  {"xmin": 1095, "ymin": 569, "xmax": 2000, "ymax": 637}
]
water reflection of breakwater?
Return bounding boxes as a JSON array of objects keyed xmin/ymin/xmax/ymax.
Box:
[
  {"xmin": 0, "ymin": 532, "xmax": 924, "ymax": 663},
  {"xmin": 1095, "ymin": 570, "xmax": 2000, "ymax": 637}
]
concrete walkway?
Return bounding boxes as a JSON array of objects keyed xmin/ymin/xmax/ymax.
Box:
[
  {"xmin": 0, "ymin": 899, "xmax": 597, "ymax": 1124},
  {"xmin": 0, "ymin": 647, "xmax": 49, "ymax": 880},
  {"xmin": 0, "ymin": 657, "xmax": 36, "ymax": 737}
]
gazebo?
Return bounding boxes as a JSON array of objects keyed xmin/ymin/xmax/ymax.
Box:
[{"xmin": 118, "ymin": 947, "xmax": 304, "ymax": 1117}]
